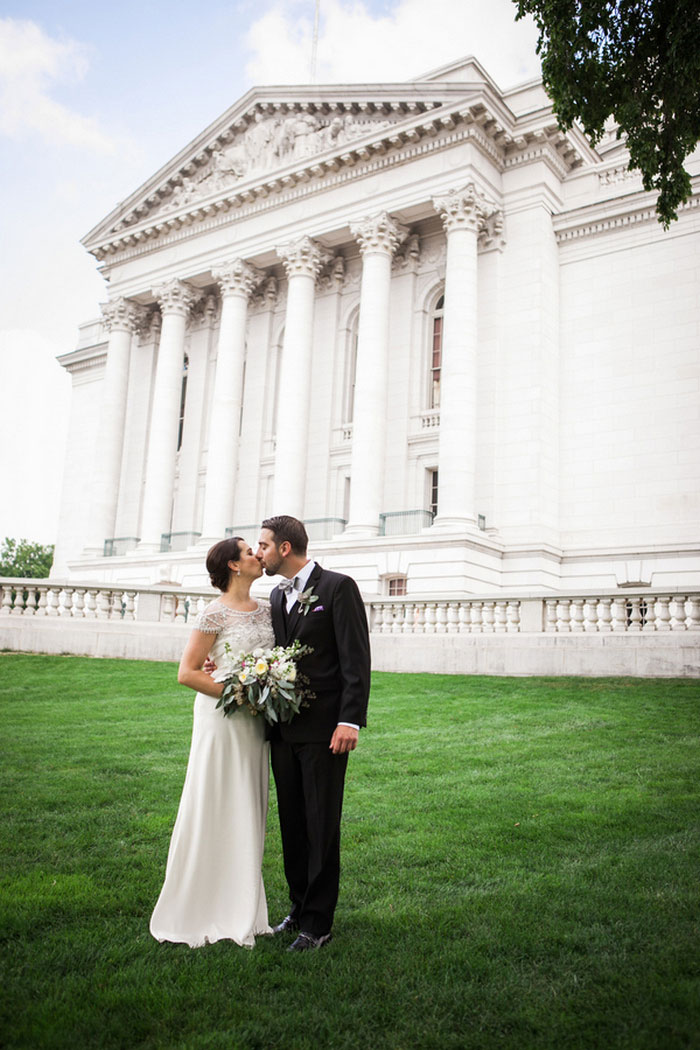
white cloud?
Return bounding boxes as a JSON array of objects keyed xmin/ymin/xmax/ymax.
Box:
[
  {"xmin": 0, "ymin": 18, "xmax": 116, "ymax": 153},
  {"xmin": 245, "ymin": 0, "xmax": 541, "ymax": 89}
]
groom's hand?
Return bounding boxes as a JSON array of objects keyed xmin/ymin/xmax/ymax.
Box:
[
  {"xmin": 329, "ymin": 725, "xmax": 358, "ymax": 754},
  {"xmin": 202, "ymin": 657, "xmax": 217, "ymax": 675}
]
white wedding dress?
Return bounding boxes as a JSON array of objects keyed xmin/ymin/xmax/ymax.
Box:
[{"xmin": 150, "ymin": 598, "xmax": 275, "ymax": 948}]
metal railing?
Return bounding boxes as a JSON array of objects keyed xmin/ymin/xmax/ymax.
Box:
[
  {"xmin": 104, "ymin": 537, "xmax": 140, "ymax": 557},
  {"xmin": 160, "ymin": 532, "xmax": 202, "ymax": 552},
  {"xmin": 379, "ymin": 510, "xmax": 435, "ymax": 536}
]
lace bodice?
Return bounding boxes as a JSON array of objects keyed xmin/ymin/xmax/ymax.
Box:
[{"xmin": 194, "ymin": 598, "xmax": 275, "ymax": 664}]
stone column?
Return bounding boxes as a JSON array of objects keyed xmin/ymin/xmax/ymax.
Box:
[
  {"xmin": 199, "ymin": 260, "xmax": 262, "ymax": 543},
  {"xmin": 138, "ymin": 279, "xmax": 196, "ymax": 551},
  {"xmin": 271, "ymin": 236, "xmax": 330, "ymax": 516},
  {"xmin": 345, "ymin": 212, "xmax": 408, "ymax": 536},
  {"xmin": 84, "ymin": 297, "xmax": 142, "ymax": 555},
  {"xmin": 431, "ymin": 184, "xmax": 501, "ymax": 529}
]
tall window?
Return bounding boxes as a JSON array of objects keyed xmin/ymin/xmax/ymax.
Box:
[
  {"xmin": 177, "ymin": 354, "xmax": 189, "ymax": 452},
  {"xmin": 428, "ymin": 468, "xmax": 439, "ymax": 519},
  {"xmin": 267, "ymin": 334, "xmax": 283, "ymax": 440},
  {"xmin": 430, "ymin": 294, "xmax": 444, "ymax": 409},
  {"xmin": 343, "ymin": 319, "xmax": 359, "ymax": 424}
]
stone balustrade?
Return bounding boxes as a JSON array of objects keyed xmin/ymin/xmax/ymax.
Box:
[
  {"xmin": 368, "ymin": 594, "xmax": 700, "ymax": 634},
  {"xmin": 2, "ymin": 580, "xmax": 698, "ymax": 634},
  {"xmin": 0, "ymin": 580, "xmax": 213, "ymax": 625}
]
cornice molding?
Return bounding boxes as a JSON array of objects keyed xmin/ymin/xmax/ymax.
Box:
[{"xmin": 554, "ymin": 182, "xmax": 700, "ymax": 245}]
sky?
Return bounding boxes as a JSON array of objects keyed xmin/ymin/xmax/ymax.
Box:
[{"xmin": 0, "ymin": 0, "xmax": 541, "ymax": 545}]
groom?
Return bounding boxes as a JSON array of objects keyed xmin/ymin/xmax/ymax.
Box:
[{"xmin": 256, "ymin": 515, "xmax": 370, "ymax": 952}]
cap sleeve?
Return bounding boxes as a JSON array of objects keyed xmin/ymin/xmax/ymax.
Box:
[{"xmin": 193, "ymin": 603, "xmax": 225, "ymax": 634}]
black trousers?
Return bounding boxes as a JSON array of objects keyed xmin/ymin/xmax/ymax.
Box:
[{"xmin": 270, "ymin": 738, "xmax": 348, "ymax": 937}]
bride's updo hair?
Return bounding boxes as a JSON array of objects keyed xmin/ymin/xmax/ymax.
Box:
[{"xmin": 206, "ymin": 537, "xmax": 244, "ymax": 592}]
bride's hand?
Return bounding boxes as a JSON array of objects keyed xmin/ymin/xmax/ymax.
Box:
[{"xmin": 202, "ymin": 657, "xmax": 217, "ymax": 676}]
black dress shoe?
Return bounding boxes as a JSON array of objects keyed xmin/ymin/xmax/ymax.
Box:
[
  {"xmin": 272, "ymin": 914, "xmax": 299, "ymax": 935},
  {"xmin": 287, "ymin": 931, "xmax": 332, "ymax": 952}
]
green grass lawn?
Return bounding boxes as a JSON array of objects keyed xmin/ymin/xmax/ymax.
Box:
[{"xmin": 1, "ymin": 654, "xmax": 699, "ymax": 1050}]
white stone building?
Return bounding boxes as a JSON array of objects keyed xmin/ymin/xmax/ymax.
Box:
[{"xmin": 53, "ymin": 56, "xmax": 700, "ymax": 601}]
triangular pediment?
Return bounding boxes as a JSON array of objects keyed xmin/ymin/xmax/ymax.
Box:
[{"xmin": 83, "ymin": 62, "xmax": 600, "ymax": 260}]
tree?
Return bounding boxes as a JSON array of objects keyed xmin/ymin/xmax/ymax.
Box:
[
  {"xmin": 514, "ymin": 0, "xmax": 700, "ymax": 226},
  {"xmin": 0, "ymin": 538, "xmax": 54, "ymax": 579}
]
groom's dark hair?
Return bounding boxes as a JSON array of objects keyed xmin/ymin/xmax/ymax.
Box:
[{"xmin": 261, "ymin": 515, "xmax": 308, "ymax": 556}]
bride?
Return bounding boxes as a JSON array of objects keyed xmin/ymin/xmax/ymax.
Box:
[{"xmin": 150, "ymin": 537, "xmax": 274, "ymax": 948}]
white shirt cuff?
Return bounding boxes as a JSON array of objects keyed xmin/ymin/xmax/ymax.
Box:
[{"xmin": 337, "ymin": 722, "xmax": 359, "ymax": 731}]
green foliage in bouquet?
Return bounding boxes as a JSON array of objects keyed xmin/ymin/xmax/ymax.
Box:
[{"xmin": 215, "ymin": 639, "xmax": 314, "ymax": 724}]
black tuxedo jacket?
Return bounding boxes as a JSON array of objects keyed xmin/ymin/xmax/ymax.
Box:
[{"xmin": 269, "ymin": 563, "xmax": 370, "ymax": 743}]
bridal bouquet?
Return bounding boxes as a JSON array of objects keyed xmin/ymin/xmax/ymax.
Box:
[{"xmin": 213, "ymin": 639, "xmax": 314, "ymax": 725}]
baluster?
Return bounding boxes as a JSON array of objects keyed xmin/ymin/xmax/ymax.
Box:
[
  {"xmin": 111, "ymin": 590, "xmax": 125, "ymax": 620},
  {"xmin": 85, "ymin": 589, "xmax": 98, "ymax": 619},
  {"xmin": 413, "ymin": 603, "xmax": 426, "ymax": 633},
  {"xmin": 566, "ymin": 599, "xmax": 583, "ymax": 632},
  {"xmin": 161, "ymin": 593, "xmax": 176, "ymax": 622},
  {"xmin": 641, "ymin": 598, "xmax": 654, "ymax": 632},
  {"xmin": 470, "ymin": 601, "xmax": 483, "ymax": 633},
  {"xmin": 458, "ymin": 603, "xmax": 470, "ymax": 633},
  {"xmin": 482, "ymin": 601, "xmax": 495, "ymax": 633},
  {"xmin": 11, "ymin": 586, "xmax": 26, "ymax": 615},
  {"xmin": 423, "ymin": 603, "xmax": 436, "ymax": 634},
  {"xmin": 391, "ymin": 603, "xmax": 404, "ymax": 635},
  {"xmin": 669, "ymin": 595, "xmax": 687, "ymax": 631},
  {"xmin": 174, "ymin": 595, "xmax": 188, "ymax": 622},
  {"xmin": 626, "ymin": 597, "xmax": 642, "ymax": 632},
  {"xmin": 506, "ymin": 601, "xmax": 520, "ymax": 633},
  {"xmin": 124, "ymin": 591, "xmax": 136, "ymax": 622},
  {"xmin": 35, "ymin": 586, "xmax": 48, "ymax": 617},
  {"xmin": 72, "ymin": 588, "xmax": 86, "ymax": 619},
  {"xmin": 597, "ymin": 598, "xmax": 612, "ymax": 632},
  {"xmin": 583, "ymin": 600, "xmax": 598, "ymax": 632},
  {"xmin": 96, "ymin": 590, "xmax": 111, "ymax": 620},
  {"xmin": 686, "ymin": 597, "xmax": 700, "ymax": 631},
  {"xmin": 653, "ymin": 596, "xmax": 671, "ymax": 632},
  {"xmin": 368, "ymin": 604, "xmax": 379, "ymax": 632},
  {"xmin": 46, "ymin": 587, "xmax": 60, "ymax": 617},
  {"xmin": 544, "ymin": 600, "xmax": 558, "ymax": 632},
  {"xmin": 610, "ymin": 598, "xmax": 627, "ymax": 632},
  {"xmin": 435, "ymin": 602, "xmax": 447, "ymax": 634},
  {"xmin": 556, "ymin": 600, "xmax": 571, "ymax": 633},
  {"xmin": 446, "ymin": 603, "xmax": 459, "ymax": 634},
  {"xmin": 22, "ymin": 587, "xmax": 37, "ymax": 616},
  {"xmin": 1, "ymin": 584, "xmax": 13, "ymax": 615},
  {"xmin": 402, "ymin": 602, "xmax": 415, "ymax": 633},
  {"xmin": 60, "ymin": 588, "xmax": 75, "ymax": 618},
  {"xmin": 493, "ymin": 600, "xmax": 507, "ymax": 633}
]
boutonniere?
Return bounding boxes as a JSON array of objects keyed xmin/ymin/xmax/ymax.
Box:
[{"xmin": 297, "ymin": 587, "xmax": 320, "ymax": 616}]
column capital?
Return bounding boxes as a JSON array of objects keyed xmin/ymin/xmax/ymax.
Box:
[
  {"xmin": 350, "ymin": 212, "xmax": 409, "ymax": 256},
  {"xmin": 432, "ymin": 183, "xmax": 502, "ymax": 240},
  {"xmin": 153, "ymin": 278, "xmax": 197, "ymax": 316},
  {"xmin": 100, "ymin": 297, "xmax": 144, "ymax": 334},
  {"xmin": 212, "ymin": 258, "xmax": 264, "ymax": 299},
  {"xmin": 276, "ymin": 236, "xmax": 332, "ymax": 279}
]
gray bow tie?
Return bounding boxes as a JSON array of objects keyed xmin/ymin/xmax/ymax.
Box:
[{"xmin": 278, "ymin": 577, "xmax": 299, "ymax": 594}]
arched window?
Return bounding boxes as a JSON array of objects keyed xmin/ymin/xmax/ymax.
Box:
[
  {"xmin": 430, "ymin": 294, "xmax": 444, "ymax": 410},
  {"xmin": 177, "ymin": 354, "xmax": 189, "ymax": 451}
]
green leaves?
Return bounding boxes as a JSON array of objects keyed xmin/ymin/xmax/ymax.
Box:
[
  {"xmin": 0, "ymin": 537, "xmax": 54, "ymax": 578},
  {"xmin": 515, "ymin": 0, "xmax": 700, "ymax": 226}
]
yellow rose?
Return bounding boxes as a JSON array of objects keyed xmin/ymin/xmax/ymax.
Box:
[
  {"xmin": 255, "ymin": 659, "xmax": 268, "ymax": 675},
  {"xmin": 239, "ymin": 671, "xmax": 248, "ymax": 683}
]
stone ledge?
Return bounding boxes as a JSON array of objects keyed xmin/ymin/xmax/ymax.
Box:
[{"xmin": 1, "ymin": 619, "xmax": 698, "ymax": 677}]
